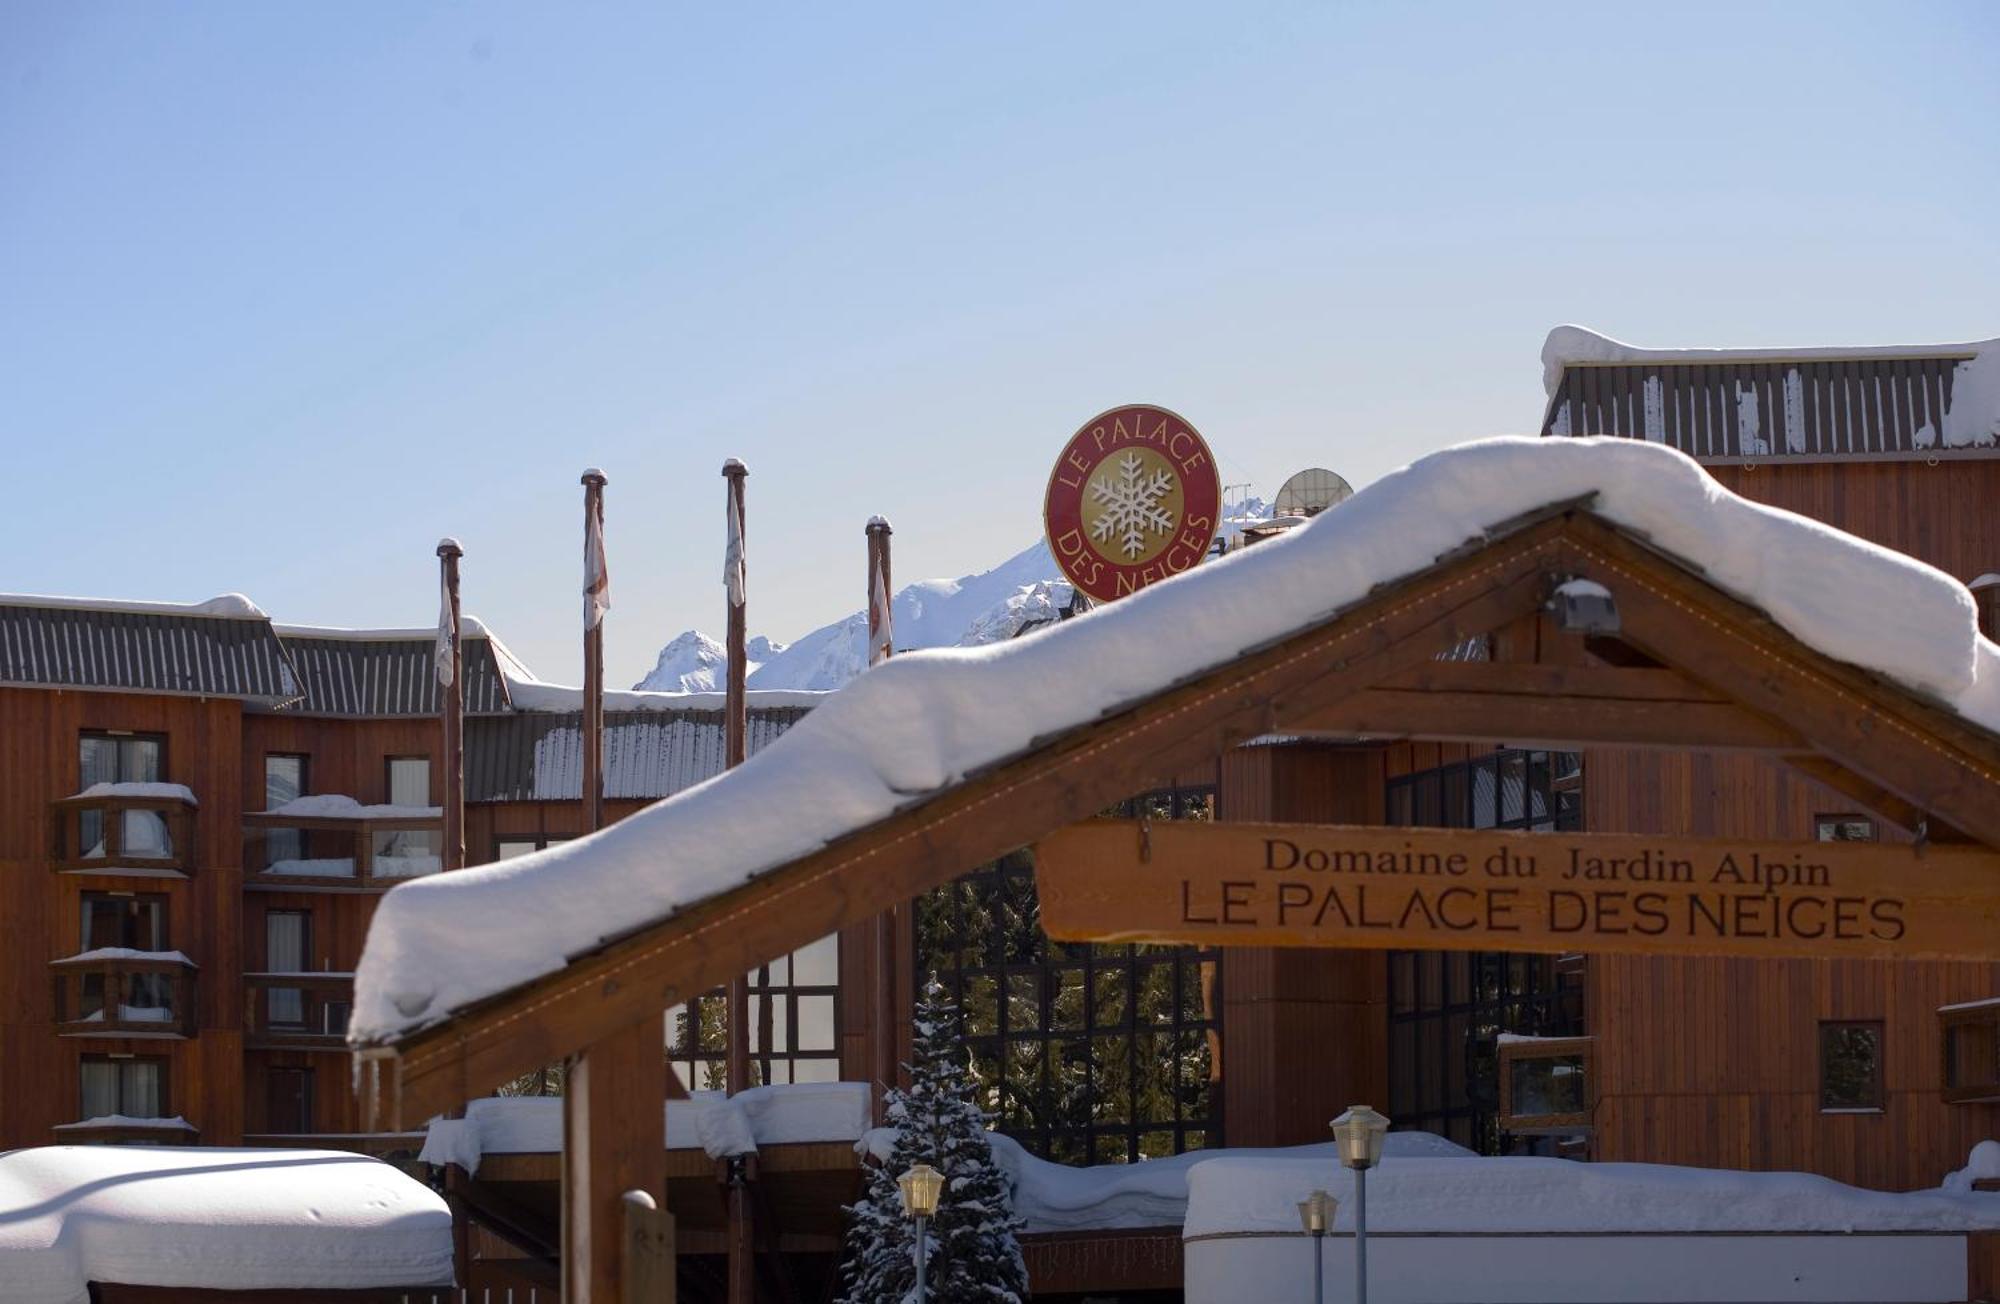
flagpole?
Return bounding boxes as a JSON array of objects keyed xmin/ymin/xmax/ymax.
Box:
[
  {"xmin": 436, "ymin": 537, "xmax": 465, "ymax": 872},
  {"xmin": 581, "ymin": 469, "xmax": 608, "ymax": 835},
  {"xmin": 720, "ymin": 458, "xmax": 754, "ymax": 1304},
  {"xmin": 866, "ymin": 517, "xmax": 897, "ymax": 1121}
]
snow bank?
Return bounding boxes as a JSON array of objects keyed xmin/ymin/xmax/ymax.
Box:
[
  {"xmin": 0, "ymin": 1146, "xmax": 453, "ymax": 1303},
  {"xmin": 1184, "ymin": 1154, "xmax": 2000, "ymax": 1237},
  {"xmin": 71, "ymin": 782, "xmax": 197, "ymax": 805},
  {"xmin": 1942, "ymin": 1140, "xmax": 2000, "ymax": 1193},
  {"xmin": 353, "ymin": 436, "xmax": 1999, "ymax": 1044},
  {"xmin": 418, "ymin": 1082, "xmax": 873, "ymax": 1174},
  {"xmin": 1542, "ymin": 325, "xmax": 2000, "ymax": 448}
]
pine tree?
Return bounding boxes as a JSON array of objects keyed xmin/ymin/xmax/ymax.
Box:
[{"xmin": 839, "ymin": 978, "xmax": 1029, "ymax": 1304}]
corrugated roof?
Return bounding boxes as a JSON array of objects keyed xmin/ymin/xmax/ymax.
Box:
[
  {"xmin": 275, "ymin": 634, "xmax": 511, "ymax": 717},
  {"xmin": 0, "ymin": 601, "xmax": 299, "ymax": 702},
  {"xmin": 466, "ymin": 706, "xmax": 810, "ymax": 803}
]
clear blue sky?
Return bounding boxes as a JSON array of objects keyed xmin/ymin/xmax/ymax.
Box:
[{"xmin": 4, "ymin": 3, "xmax": 1995, "ymax": 687}]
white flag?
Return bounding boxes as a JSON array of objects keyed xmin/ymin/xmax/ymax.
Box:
[
  {"xmin": 434, "ymin": 568, "xmax": 456, "ymax": 688},
  {"xmin": 724, "ymin": 488, "xmax": 746, "ymax": 607},
  {"xmin": 868, "ymin": 556, "xmax": 893, "ymax": 665},
  {"xmin": 584, "ymin": 495, "xmax": 611, "ymax": 630}
]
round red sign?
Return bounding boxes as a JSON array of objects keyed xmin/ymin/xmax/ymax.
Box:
[{"xmin": 1043, "ymin": 405, "xmax": 1223, "ymax": 604}]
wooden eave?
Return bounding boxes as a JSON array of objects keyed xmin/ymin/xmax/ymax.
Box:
[{"xmin": 356, "ymin": 507, "xmax": 2000, "ymax": 1129}]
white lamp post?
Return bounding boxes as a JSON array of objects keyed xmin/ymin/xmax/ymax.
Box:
[
  {"xmin": 897, "ymin": 1162, "xmax": 945, "ymax": 1303},
  {"xmin": 1331, "ymin": 1105, "xmax": 1390, "ymax": 1304},
  {"xmin": 1295, "ymin": 1188, "xmax": 1335, "ymax": 1304}
]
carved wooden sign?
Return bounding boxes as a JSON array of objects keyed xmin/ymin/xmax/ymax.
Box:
[{"xmin": 1034, "ymin": 820, "xmax": 2000, "ymax": 960}]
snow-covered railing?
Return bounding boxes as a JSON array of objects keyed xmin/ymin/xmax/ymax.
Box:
[
  {"xmin": 49, "ymin": 782, "xmax": 198, "ymax": 876},
  {"xmin": 49, "ymin": 948, "xmax": 197, "ymax": 1039},
  {"xmin": 244, "ymin": 971, "xmax": 354, "ymax": 1049},
  {"xmin": 244, "ymin": 795, "xmax": 443, "ymax": 891},
  {"xmin": 50, "ymin": 1114, "xmax": 200, "ymax": 1144},
  {"xmin": 1938, "ymin": 997, "xmax": 2000, "ymax": 1104}
]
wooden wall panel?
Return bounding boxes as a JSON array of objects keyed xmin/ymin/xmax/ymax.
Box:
[{"xmin": 1707, "ymin": 460, "xmax": 2000, "ymax": 585}]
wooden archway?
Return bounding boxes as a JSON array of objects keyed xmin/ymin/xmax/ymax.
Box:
[{"xmin": 357, "ymin": 504, "xmax": 2000, "ymax": 1296}]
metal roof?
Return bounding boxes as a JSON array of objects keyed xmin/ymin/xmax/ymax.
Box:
[
  {"xmin": 0, "ymin": 601, "xmax": 299, "ymax": 702},
  {"xmin": 1540, "ymin": 354, "xmax": 1986, "ymax": 463},
  {"xmin": 275, "ymin": 633, "xmax": 512, "ymax": 717},
  {"xmin": 466, "ymin": 706, "xmax": 811, "ymax": 802}
]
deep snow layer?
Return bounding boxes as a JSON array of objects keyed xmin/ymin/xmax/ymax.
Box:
[
  {"xmin": 417, "ymin": 1082, "xmax": 873, "ymax": 1173},
  {"xmin": 0, "ymin": 1146, "xmax": 454, "ymax": 1303},
  {"xmin": 1184, "ymin": 1153, "xmax": 2000, "ymax": 1237},
  {"xmin": 352, "ymin": 436, "xmax": 2000, "ymax": 1045}
]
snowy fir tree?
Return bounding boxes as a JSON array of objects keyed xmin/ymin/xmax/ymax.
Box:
[{"xmin": 839, "ymin": 977, "xmax": 1029, "ymax": 1304}]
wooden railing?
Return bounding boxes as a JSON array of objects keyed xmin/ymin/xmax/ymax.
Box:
[
  {"xmin": 244, "ymin": 971, "xmax": 354, "ymax": 1049},
  {"xmin": 50, "ymin": 792, "xmax": 198, "ymax": 875},
  {"xmin": 50, "ymin": 952, "xmax": 197, "ymax": 1038},
  {"xmin": 244, "ymin": 810, "xmax": 443, "ymax": 891}
]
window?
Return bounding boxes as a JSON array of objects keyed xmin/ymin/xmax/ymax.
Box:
[
  {"xmin": 493, "ymin": 835, "xmax": 574, "ymax": 863},
  {"xmin": 1386, "ymin": 749, "xmax": 1585, "ymax": 1155},
  {"xmin": 1819, "ymin": 1021, "xmax": 1884, "ymax": 1111},
  {"xmin": 918, "ymin": 785, "xmax": 1223, "ymax": 1165},
  {"xmin": 81, "ymin": 893, "xmax": 168, "ymax": 951},
  {"xmin": 266, "ymin": 1068, "xmax": 314, "ymax": 1134},
  {"xmin": 379, "ymin": 757, "xmax": 441, "ymax": 874},
  {"xmin": 1941, "ymin": 1001, "xmax": 2000, "ymax": 1104},
  {"xmin": 264, "ymin": 754, "xmax": 309, "ymax": 865},
  {"xmin": 265, "ymin": 911, "xmax": 311, "ymax": 1028},
  {"xmin": 78, "ymin": 731, "xmax": 167, "ymax": 853},
  {"xmin": 666, "ymin": 934, "xmax": 842, "ymax": 1091},
  {"xmin": 80, "ymin": 1054, "xmax": 166, "ymax": 1119},
  {"xmin": 1816, "ymin": 814, "xmax": 1876, "ymax": 843},
  {"xmin": 1498, "ymin": 1036, "xmax": 1594, "ymax": 1133}
]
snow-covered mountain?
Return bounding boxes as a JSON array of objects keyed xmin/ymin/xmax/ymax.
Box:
[{"xmin": 635, "ymin": 498, "xmax": 1270, "ymax": 694}]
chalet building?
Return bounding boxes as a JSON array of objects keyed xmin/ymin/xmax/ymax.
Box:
[{"xmin": 4, "ymin": 326, "xmax": 1997, "ymax": 1301}]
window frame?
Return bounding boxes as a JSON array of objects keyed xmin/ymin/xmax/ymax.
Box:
[
  {"xmin": 80, "ymin": 1053, "xmax": 170, "ymax": 1119},
  {"xmin": 1496, "ymin": 1035, "xmax": 1595, "ymax": 1134},
  {"xmin": 1814, "ymin": 813, "xmax": 1877, "ymax": 843},
  {"xmin": 1817, "ymin": 1019, "xmax": 1885, "ymax": 1112},
  {"xmin": 384, "ymin": 755, "xmax": 432, "ymax": 807},
  {"xmin": 79, "ymin": 891, "xmax": 170, "ymax": 952},
  {"xmin": 1940, "ymin": 1000, "xmax": 2000, "ymax": 1105},
  {"xmin": 263, "ymin": 753, "xmax": 311, "ymax": 866},
  {"xmin": 666, "ymin": 934, "xmax": 844, "ymax": 1092}
]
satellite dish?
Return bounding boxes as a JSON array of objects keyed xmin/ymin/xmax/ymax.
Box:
[{"xmin": 1274, "ymin": 467, "xmax": 1354, "ymax": 518}]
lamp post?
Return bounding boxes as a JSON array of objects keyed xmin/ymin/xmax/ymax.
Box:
[
  {"xmin": 1295, "ymin": 1189, "xmax": 1335, "ymax": 1304},
  {"xmin": 897, "ymin": 1162, "xmax": 944, "ymax": 1303},
  {"xmin": 1331, "ymin": 1105, "xmax": 1390, "ymax": 1304}
]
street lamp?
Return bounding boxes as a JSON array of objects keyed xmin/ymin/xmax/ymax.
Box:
[
  {"xmin": 1331, "ymin": 1106, "xmax": 1390, "ymax": 1304},
  {"xmin": 1295, "ymin": 1189, "xmax": 1336, "ymax": 1304},
  {"xmin": 898, "ymin": 1162, "xmax": 945, "ymax": 1303}
]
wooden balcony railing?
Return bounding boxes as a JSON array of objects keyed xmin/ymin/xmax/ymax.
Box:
[
  {"xmin": 1497, "ymin": 1033, "xmax": 1595, "ymax": 1135},
  {"xmin": 244, "ymin": 803, "xmax": 443, "ymax": 892},
  {"xmin": 51, "ymin": 950, "xmax": 198, "ymax": 1039},
  {"xmin": 1941, "ymin": 998, "xmax": 2000, "ymax": 1104},
  {"xmin": 244, "ymin": 971, "xmax": 354, "ymax": 1049},
  {"xmin": 50, "ymin": 787, "xmax": 198, "ymax": 876}
]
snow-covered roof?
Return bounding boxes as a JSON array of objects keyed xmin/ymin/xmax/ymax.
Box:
[
  {"xmin": 0, "ymin": 1145, "xmax": 453, "ymax": 1302},
  {"xmin": 0, "ymin": 592, "xmax": 267, "ymax": 619},
  {"xmin": 499, "ymin": 674, "xmax": 826, "ymax": 714},
  {"xmin": 1541, "ymin": 325, "xmax": 1994, "ymax": 396},
  {"xmin": 351, "ymin": 436, "xmax": 2000, "ymax": 1046},
  {"xmin": 1184, "ymin": 1153, "xmax": 2000, "ymax": 1237},
  {"xmin": 419, "ymin": 1082, "xmax": 873, "ymax": 1173}
]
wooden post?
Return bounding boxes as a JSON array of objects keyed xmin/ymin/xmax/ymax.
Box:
[
  {"xmin": 582, "ymin": 469, "xmax": 609, "ymax": 835},
  {"xmin": 866, "ymin": 517, "xmax": 898, "ymax": 1121},
  {"xmin": 622, "ymin": 1189, "xmax": 675, "ymax": 1304},
  {"xmin": 436, "ymin": 538, "xmax": 465, "ymax": 872},
  {"xmin": 564, "ymin": 1019, "xmax": 668, "ymax": 1302},
  {"xmin": 720, "ymin": 458, "xmax": 756, "ymax": 1304}
]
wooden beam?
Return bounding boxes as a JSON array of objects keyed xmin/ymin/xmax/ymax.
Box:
[
  {"xmin": 1287, "ymin": 688, "xmax": 1802, "ymax": 752},
  {"xmin": 563, "ymin": 1020, "xmax": 667, "ymax": 1303},
  {"xmin": 1779, "ymin": 753, "xmax": 1972, "ymax": 842},
  {"xmin": 359, "ymin": 514, "xmax": 1570, "ymax": 1126}
]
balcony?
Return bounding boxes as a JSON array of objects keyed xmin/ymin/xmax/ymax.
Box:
[
  {"xmin": 245, "ymin": 971, "xmax": 354, "ymax": 1050},
  {"xmin": 1498, "ymin": 1033, "xmax": 1595, "ymax": 1135},
  {"xmin": 52, "ymin": 1115, "xmax": 199, "ymax": 1145},
  {"xmin": 1941, "ymin": 998, "xmax": 2000, "ymax": 1105},
  {"xmin": 244, "ymin": 795, "xmax": 443, "ymax": 892},
  {"xmin": 51, "ymin": 950, "xmax": 198, "ymax": 1039},
  {"xmin": 50, "ymin": 784, "xmax": 198, "ymax": 877}
]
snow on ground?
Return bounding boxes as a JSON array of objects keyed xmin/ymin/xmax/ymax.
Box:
[
  {"xmin": 352, "ymin": 436, "xmax": 2000, "ymax": 1045},
  {"xmin": 854, "ymin": 1129, "xmax": 1472, "ymax": 1234},
  {"xmin": 1541, "ymin": 325, "xmax": 2000, "ymax": 448},
  {"xmin": 0, "ymin": 1146, "xmax": 453, "ymax": 1303},
  {"xmin": 1184, "ymin": 1152, "xmax": 2000, "ymax": 1236},
  {"xmin": 418, "ymin": 1082, "xmax": 874, "ymax": 1173}
]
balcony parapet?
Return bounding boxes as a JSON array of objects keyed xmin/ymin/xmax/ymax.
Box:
[
  {"xmin": 50, "ymin": 948, "xmax": 198, "ymax": 1038},
  {"xmin": 245, "ymin": 970, "xmax": 355, "ymax": 1049},
  {"xmin": 50, "ymin": 783, "xmax": 198, "ymax": 877},
  {"xmin": 52, "ymin": 1114, "xmax": 199, "ymax": 1145},
  {"xmin": 244, "ymin": 795, "xmax": 442, "ymax": 892}
]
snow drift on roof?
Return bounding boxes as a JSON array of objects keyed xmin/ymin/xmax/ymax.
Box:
[
  {"xmin": 0, "ymin": 592, "xmax": 267, "ymax": 619},
  {"xmin": 351, "ymin": 436, "xmax": 1999, "ymax": 1045},
  {"xmin": 0, "ymin": 1145, "xmax": 453, "ymax": 1303},
  {"xmin": 1541, "ymin": 324, "xmax": 1997, "ymax": 396}
]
